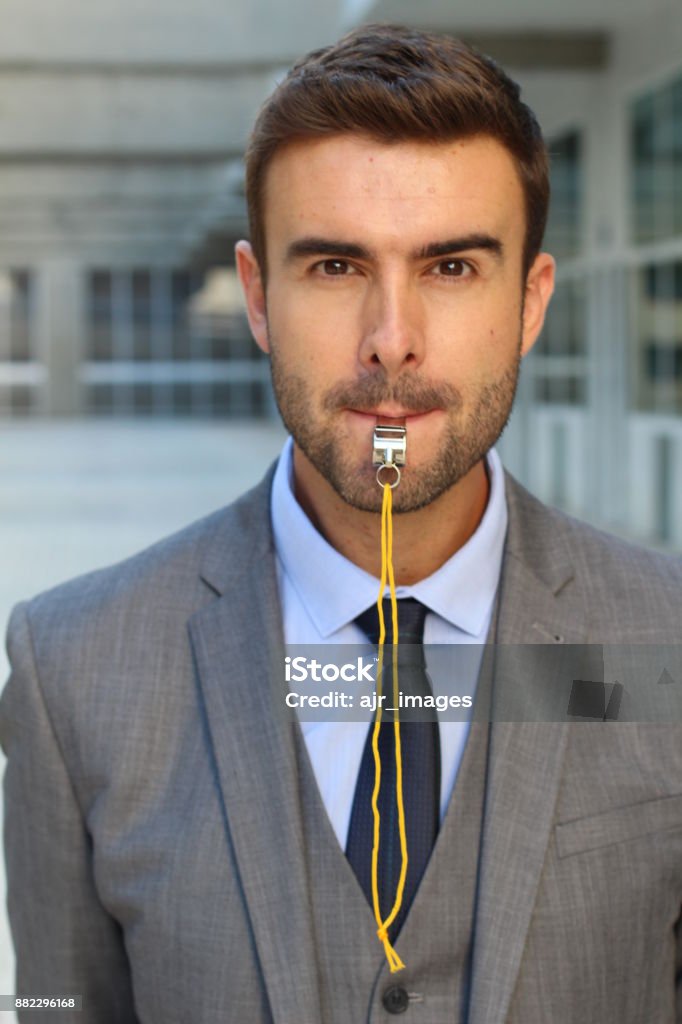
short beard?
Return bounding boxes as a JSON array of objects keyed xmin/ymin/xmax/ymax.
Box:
[{"xmin": 269, "ymin": 340, "xmax": 521, "ymax": 515}]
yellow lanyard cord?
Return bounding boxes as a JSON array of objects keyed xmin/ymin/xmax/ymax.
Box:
[{"xmin": 370, "ymin": 481, "xmax": 408, "ymax": 973}]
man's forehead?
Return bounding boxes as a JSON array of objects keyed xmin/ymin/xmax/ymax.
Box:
[
  {"xmin": 262, "ymin": 133, "xmax": 525, "ymax": 245},
  {"xmin": 266, "ymin": 132, "xmax": 520, "ymax": 184}
]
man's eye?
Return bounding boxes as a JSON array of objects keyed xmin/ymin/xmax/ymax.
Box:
[
  {"xmin": 316, "ymin": 259, "xmax": 352, "ymax": 275},
  {"xmin": 436, "ymin": 259, "xmax": 471, "ymax": 277}
]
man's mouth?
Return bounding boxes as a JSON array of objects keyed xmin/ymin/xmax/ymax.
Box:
[{"xmin": 346, "ymin": 408, "xmax": 437, "ymax": 427}]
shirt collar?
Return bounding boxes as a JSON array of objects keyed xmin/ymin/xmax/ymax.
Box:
[{"xmin": 270, "ymin": 437, "xmax": 507, "ymax": 639}]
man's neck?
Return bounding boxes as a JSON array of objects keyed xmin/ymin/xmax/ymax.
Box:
[{"xmin": 291, "ymin": 446, "xmax": 490, "ymax": 586}]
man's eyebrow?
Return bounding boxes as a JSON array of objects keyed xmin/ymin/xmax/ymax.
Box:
[
  {"xmin": 283, "ymin": 233, "xmax": 504, "ymax": 265},
  {"xmin": 415, "ymin": 235, "xmax": 504, "ymax": 260},
  {"xmin": 284, "ymin": 237, "xmax": 373, "ymax": 264}
]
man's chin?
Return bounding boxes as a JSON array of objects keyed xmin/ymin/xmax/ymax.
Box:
[
  {"xmin": 325, "ymin": 465, "xmax": 386, "ymax": 514},
  {"xmin": 326, "ymin": 464, "xmax": 463, "ymax": 516}
]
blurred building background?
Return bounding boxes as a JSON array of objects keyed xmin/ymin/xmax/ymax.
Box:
[{"xmin": 0, "ymin": 0, "xmax": 681, "ymax": 549}]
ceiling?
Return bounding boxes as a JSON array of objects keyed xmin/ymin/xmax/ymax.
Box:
[{"xmin": 357, "ymin": 0, "xmax": 672, "ymax": 33}]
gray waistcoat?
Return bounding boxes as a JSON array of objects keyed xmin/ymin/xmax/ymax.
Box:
[{"xmin": 294, "ymin": 721, "xmax": 490, "ymax": 1023}]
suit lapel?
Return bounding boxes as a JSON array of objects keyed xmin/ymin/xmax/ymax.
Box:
[
  {"xmin": 468, "ymin": 474, "xmax": 586, "ymax": 1024},
  {"xmin": 188, "ymin": 470, "xmax": 323, "ymax": 1024}
]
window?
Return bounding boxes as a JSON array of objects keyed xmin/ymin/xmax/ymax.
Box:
[
  {"xmin": 89, "ymin": 271, "xmax": 113, "ymax": 362},
  {"xmin": 530, "ymin": 130, "xmax": 587, "ymax": 406},
  {"xmin": 544, "ymin": 131, "xmax": 583, "ymax": 259},
  {"xmin": 0, "ymin": 270, "xmax": 33, "ymax": 363},
  {"xmin": 630, "ymin": 73, "xmax": 682, "ymax": 413},
  {"xmin": 533, "ymin": 278, "xmax": 588, "ymax": 406},
  {"xmin": 632, "ymin": 258, "xmax": 682, "ymax": 413},
  {"xmin": 0, "ymin": 269, "xmax": 41, "ymax": 417},
  {"xmin": 631, "ymin": 75, "xmax": 682, "ymax": 243},
  {"xmin": 84, "ymin": 267, "xmax": 271, "ymax": 417}
]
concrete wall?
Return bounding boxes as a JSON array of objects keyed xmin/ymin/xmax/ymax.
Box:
[{"xmin": 0, "ymin": 0, "xmax": 341, "ymax": 63}]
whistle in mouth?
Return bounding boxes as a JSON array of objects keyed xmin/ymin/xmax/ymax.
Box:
[{"xmin": 372, "ymin": 424, "xmax": 407, "ymax": 467}]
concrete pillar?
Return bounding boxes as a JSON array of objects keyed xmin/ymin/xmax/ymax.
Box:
[
  {"xmin": 583, "ymin": 75, "xmax": 631, "ymax": 530},
  {"xmin": 40, "ymin": 260, "xmax": 85, "ymax": 416}
]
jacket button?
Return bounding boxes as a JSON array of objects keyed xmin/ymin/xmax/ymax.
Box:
[{"xmin": 382, "ymin": 985, "xmax": 409, "ymax": 1014}]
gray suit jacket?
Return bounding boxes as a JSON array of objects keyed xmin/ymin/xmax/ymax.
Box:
[{"xmin": 2, "ymin": 467, "xmax": 682, "ymax": 1023}]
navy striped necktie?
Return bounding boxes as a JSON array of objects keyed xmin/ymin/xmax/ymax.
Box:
[{"xmin": 346, "ymin": 598, "xmax": 441, "ymax": 942}]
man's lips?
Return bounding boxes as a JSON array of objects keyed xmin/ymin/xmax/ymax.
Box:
[{"xmin": 345, "ymin": 408, "xmax": 438, "ymax": 426}]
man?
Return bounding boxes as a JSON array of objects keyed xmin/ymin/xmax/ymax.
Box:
[{"xmin": 2, "ymin": 23, "xmax": 682, "ymax": 1024}]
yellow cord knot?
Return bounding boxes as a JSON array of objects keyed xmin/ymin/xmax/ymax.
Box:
[{"xmin": 377, "ymin": 926, "xmax": 406, "ymax": 973}]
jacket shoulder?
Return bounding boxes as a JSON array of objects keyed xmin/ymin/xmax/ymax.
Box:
[{"xmin": 504, "ymin": 472, "xmax": 682, "ymax": 632}]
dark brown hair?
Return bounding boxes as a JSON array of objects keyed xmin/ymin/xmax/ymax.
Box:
[{"xmin": 245, "ymin": 23, "xmax": 549, "ymax": 280}]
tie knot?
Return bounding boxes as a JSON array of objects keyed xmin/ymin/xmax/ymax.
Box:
[{"xmin": 355, "ymin": 597, "xmax": 427, "ymax": 646}]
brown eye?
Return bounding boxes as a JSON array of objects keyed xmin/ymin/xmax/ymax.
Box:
[
  {"xmin": 438, "ymin": 259, "xmax": 468, "ymax": 276},
  {"xmin": 321, "ymin": 259, "xmax": 350, "ymax": 275}
]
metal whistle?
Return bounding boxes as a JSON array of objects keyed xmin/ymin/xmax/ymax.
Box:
[{"xmin": 372, "ymin": 424, "xmax": 406, "ymax": 488}]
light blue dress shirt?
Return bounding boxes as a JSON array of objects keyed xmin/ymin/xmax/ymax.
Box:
[{"xmin": 270, "ymin": 437, "xmax": 508, "ymax": 849}]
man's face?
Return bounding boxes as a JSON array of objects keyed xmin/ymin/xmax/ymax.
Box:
[{"xmin": 237, "ymin": 133, "xmax": 554, "ymax": 513}]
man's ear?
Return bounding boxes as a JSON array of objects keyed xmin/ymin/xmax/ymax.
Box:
[
  {"xmin": 235, "ymin": 240, "xmax": 270, "ymax": 354},
  {"xmin": 520, "ymin": 252, "xmax": 556, "ymax": 357}
]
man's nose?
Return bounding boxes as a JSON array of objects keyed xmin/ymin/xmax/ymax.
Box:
[{"xmin": 358, "ymin": 279, "xmax": 425, "ymax": 377}]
